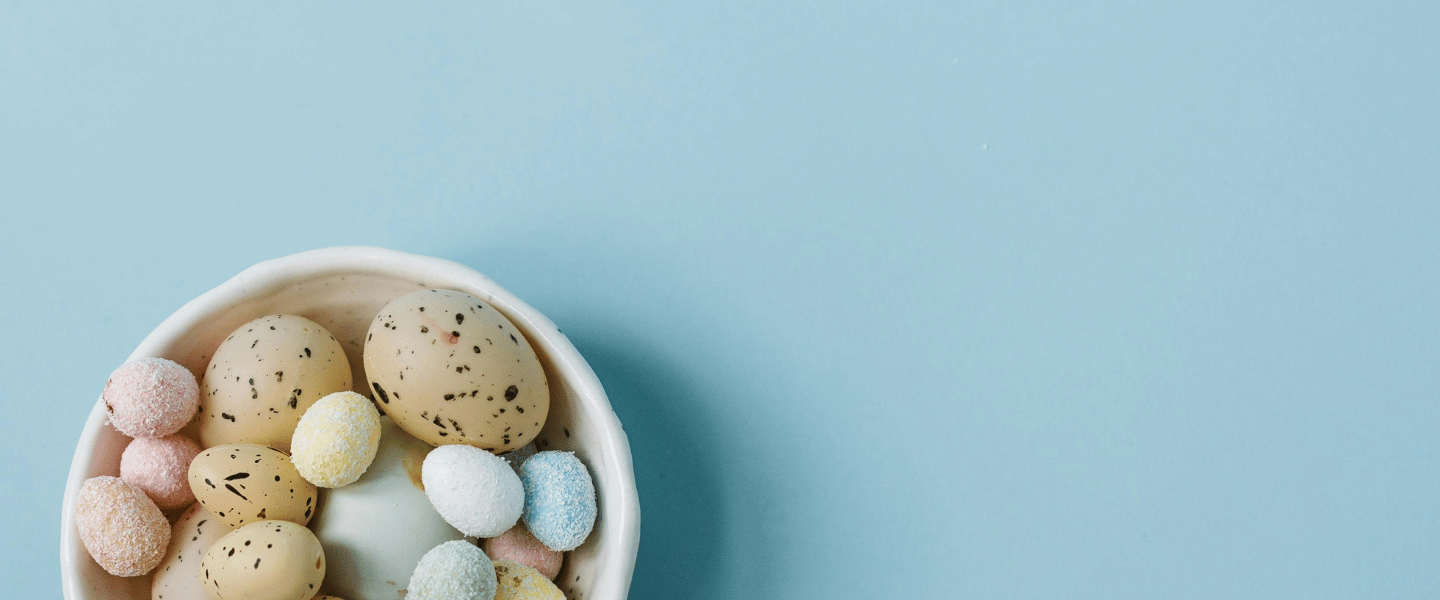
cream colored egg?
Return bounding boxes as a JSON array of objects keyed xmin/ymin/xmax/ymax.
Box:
[
  {"xmin": 200, "ymin": 520, "xmax": 325, "ymax": 600},
  {"xmin": 152, "ymin": 504, "xmax": 232, "ymax": 600},
  {"xmin": 189, "ymin": 444, "xmax": 317, "ymax": 529},
  {"xmin": 363, "ymin": 289, "xmax": 548, "ymax": 451},
  {"xmin": 201, "ymin": 315, "xmax": 353, "ymax": 453}
]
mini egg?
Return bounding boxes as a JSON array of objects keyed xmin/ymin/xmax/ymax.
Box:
[
  {"xmin": 520, "ymin": 451, "xmax": 597, "ymax": 552},
  {"xmin": 201, "ymin": 315, "xmax": 353, "ymax": 453},
  {"xmin": 290, "ymin": 391, "xmax": 382, "ymax": 488},
  {"xmin": 200, "ymin": 520, "xmax": 325, "ymax": 600},
  {"xmin": 422, "ymin": 443, "xmax": 525, "ymax": 538},
  {"xmin": 406, "ymin": 540, "xmax": 496, "ymax": 600},
  {"xmin": 189, "ymin": 444, "xmax": 317, "ymax": 529},
  {"xmin": 74, "ymin": 476, "xmax": 170, "ymax": 577},
  {"xmin": 493, "ymin": 561, "xmax": 565, "ymax": 600},
  {"xmin": 362, "ymin": 289, "xmax": 548, "ymax": 451},
  {"xmin": 151, "ymin": 503, "xmax": 231, "ymax": 600}
]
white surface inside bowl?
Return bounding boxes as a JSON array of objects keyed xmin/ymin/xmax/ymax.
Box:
[{"xmin": 60, "ymin": 247, "xmax": 639, "ymax": 600}]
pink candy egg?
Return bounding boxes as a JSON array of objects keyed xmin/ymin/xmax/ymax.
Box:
[
  {"xmin": 102, "ymin": 357, "xmax": 199, "ymax": 438},
  {"xmin": 482, "ymin": 522, "xmax": 563, "ymax": 580},
  {"xmin": 119, "ymin": 434, "xmax": 201, "ymax": 510},
  {"xmin": 74, "ymin": 476, "xmax": 170, "ymax": 577}
]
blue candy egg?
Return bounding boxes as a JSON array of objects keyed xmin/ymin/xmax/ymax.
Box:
[{"xmin": 520, "ymin": 451, "xmax": 597, "ymax": 552}]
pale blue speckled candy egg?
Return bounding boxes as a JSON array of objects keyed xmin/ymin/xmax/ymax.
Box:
[{"xmin": 519, "ymin": 451, "xmax": 597, "ymax": 552}]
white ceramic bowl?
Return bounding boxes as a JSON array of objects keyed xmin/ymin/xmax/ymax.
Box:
[{"xmin": 60, "ymin": 246, "xmax": 640, "ymax": 600}]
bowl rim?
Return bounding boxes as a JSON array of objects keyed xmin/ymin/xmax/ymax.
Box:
[{"xmin": 59, "ymin": 246, "xmax": 640, "ymax": 599}]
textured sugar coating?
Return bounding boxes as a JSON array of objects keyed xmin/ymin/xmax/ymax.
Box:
[
  {"xmin": 520, "ymin": 451, "xmax": 597, "ymax": 552},
  {"xmin": 103, "ymin": 357, "xmax": 199, "ymax": 438},
  {"xmin": 482, "ymin": 522, "xmax": 562, "ymax": 580},
  {"xmin": 422, "ymin": 444, "xmax": 525, "ymax": 537},
  {"xmin": 119, "ymin": 434, "xmax": 201, "ymax": 510},
  {"xmin": 493, "ymin": 560, "xmax": 564, "ymax": 600},
  {"xmin": 74, "ymin": 476, "xmax": 170, "ymax": 577},
  {"xmin": 407, "ymin": 540, "xmax": 497, "ymax": 600},
  {"xmin": 291, "ymin": 391, "xmax": 382, "ymax": 488}
]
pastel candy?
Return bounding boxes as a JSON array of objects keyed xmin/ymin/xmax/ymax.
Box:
[
  {"xmin": 103, "ymin": 357, "xmax": 199, "ymax": 438},
  {"xmin": 74, "ymin": 476, "xmax": 170, "ymax": 577},
  {"xmin": 422, "ymin": 444, "xmax": 524, "ymax": 538},
  {"xmin": 481, "ymin": 523, "xmax": 562, "ymax": 580},
  {"xmin": 120, "ymin": 434, "xmax": 202, "ymax": 510},
  {"xmin": 520, "ymin": 451, "xmax": 596, "ymax": 552},
  {"xmin": 493, "ymin": 561, "xmax": 564, "ymax": 600},
  {"xmin": 407, "ymin": 540, "xmax": 497, "ymax": 600},
  {"xmin": 290, "ymin": 391, "xmax": 382, "ymax": 488}
]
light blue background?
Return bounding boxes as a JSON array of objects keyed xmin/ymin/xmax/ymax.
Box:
[{"xmin": 4, "ymin": 1, "xmax": 1439, "ymax": 598}]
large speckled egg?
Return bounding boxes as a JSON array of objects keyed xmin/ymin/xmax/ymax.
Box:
[
  {"xmin": 200, "ymin": 315, "xmax": 353, "ymax": 453},
  {"xmin": 362, "ymin": 289, "xmax": 548, "ymax": 451},
  {"xmin": 188, "ymin": 444, "xmax": 317, "ymax": 529},
  {"xmin": 151, "ymin": 504, "xmax": 231, "ymax": 600},
  {"xmin": 310, "ymin": 417, "xmax": 465, "ymax": 600},
  {"xmin": 200, "ymin": 520, "xmax": 325, "ymax": 600}
]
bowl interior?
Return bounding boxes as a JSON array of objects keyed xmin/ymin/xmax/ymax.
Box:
[{"xmin": 60, "ymin": 247, "xmax": 638, "ymax": 600}]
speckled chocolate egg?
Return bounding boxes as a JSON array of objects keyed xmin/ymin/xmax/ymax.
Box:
[
  {"xmin": 362, "ymin": 289, "xmax": 548, "ymax": 451},
  {"xmin": 188, "ymin": 444, "xmax": 317, "ymax": 529},
  {"xmin": 200, "ymin": 520, "xmax": 325, "ymax": 600},
  {"xmin": 200, "ymin": 315, "xmax": 353, "ymax": 453},
  {"xmin": 152, "ymin": 503, "xmax": 231, "ymax": 600}
]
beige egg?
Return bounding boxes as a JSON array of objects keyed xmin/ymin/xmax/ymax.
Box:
[
  {"xmin": 201, "ymin": 315, "xmax": 353, "ymax": 453},
  {"xmin": 200, "ymin": 520, "xmax": 325, "ymax": 600},
  {"xmin": 188, "ymin": 444, "xmax": 317, "ymax": 529},
  {"xmin": 152, "ymin": 504, "xmax": 231, "ymax": 600},
  {"xmin": 363, "ymin": 289, "xmax": 549, "ymax": 451}
]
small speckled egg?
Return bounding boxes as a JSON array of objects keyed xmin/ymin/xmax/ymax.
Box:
[
  {"xmin": 201, "ymin": 315, "xmax": 353, "ymax": 453},
  {"xmin": 75, "ymin": 476, "xmax": 170, "ymax": 577},
  {"xmin": 362, "ymin": 289, "xmax": 548, "ymax": 451},
  {"xmin": 290, "ymin": 391, "xmax": 382, "ymax": 488},
  {"xmin": 481, "ymin": 523, "xmax": 562, "ymax": 580},
  {"xmin": 422, "ymin": 443, "xmax": 525, "ymax": 538},
  {"xmin": 493, "ymin": 561, "xmax": 564, "ymax": 600},
  {"xmin": 200, "ymin": 520, "xmax": 325, "ymax": 600},
  {"xmin": 121, "ymin": 434, "xmax": 202, "ymax": 510},
  {"xmin": 189, "ymin": 443, "xmax": 317, "ymax": 529},
  {"xmin": 152, "ymin": 503, "xmax": 231, "ymax": 600},
  {"xmin": 103, "ymin": 357, "xmax": 200, "ymax": 439},
  {"xmin": 406, "ymin": 540, "xmax": 497, "ymax": 600},
  {"xmin": 520, "ymin": 451, "xmax": 597, "ymax": 552}
]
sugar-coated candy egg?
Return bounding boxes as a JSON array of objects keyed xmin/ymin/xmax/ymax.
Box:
[
  {"xmin": 121, "ymin": 434, "xmax": 202, "ymax": 510},
  {"xmin": 151, "ymin": 503, "xmax": 231, "ymax": 600},
  {"xmin": 189, "ymin": 443, "xmax": 317, "ymax": 529},
  {"xmin": 104, "ymin": 357, "xmax": 199, "ymax": 438},
  {"xmin": 422, "ymin": 443, "xmax": 524, "ymax": 538},
  {"xmin": 290, "ymin": 391, "xmax": 382, "ymax": 488},
  {"xmin": 407, "ymin": 540, "xmax": 497, "ymax": 600},
  {"xmin": 75, "ymin": 476, "xmax": 170, "ymax": 577},
  {"xmin": 482, "ymin": 523, "xmax": 562, "ymax": 580},
  {"xmin": 520, "ymin": 451, "xmax": 597, "ymax": 552},
  {"xmin": 493, "ymin": 561, "xmax": 565, "ymax": 600},
  {"xmin": 310, "ymin": 418, "xmax": 464, "ymax": 600},
  {"xmin": 200, "ymin": 315, "xmax": 353, "ymax": 453},
  {"xmin": 363, "ymin": 289, "xmax": 549, "ymax": 451},
  {"xmin": 200, "ymin": 520, "xmax": 325, "ymax": 600}
]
